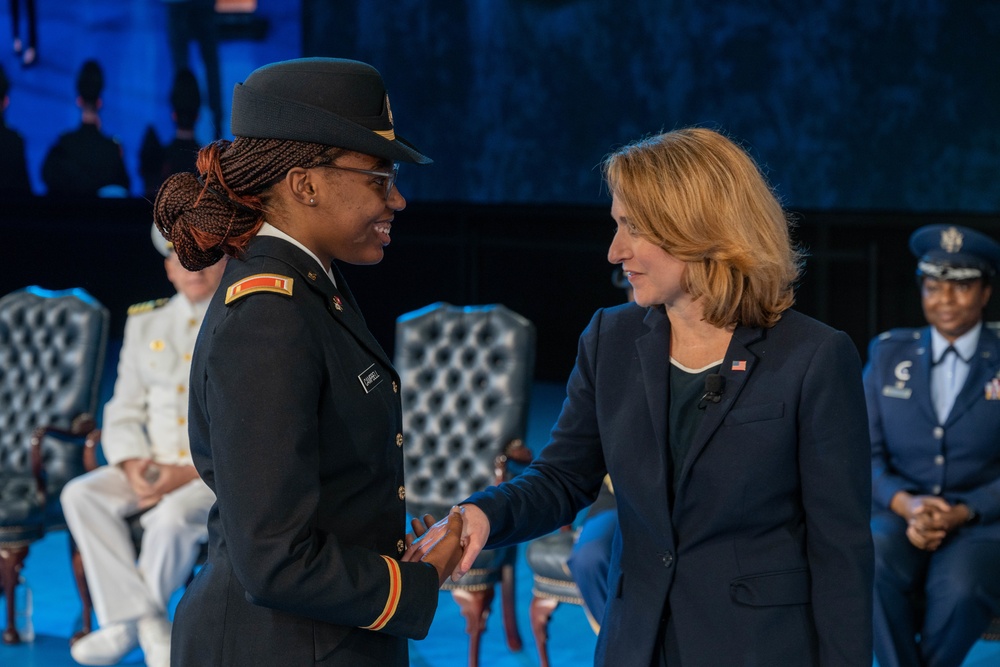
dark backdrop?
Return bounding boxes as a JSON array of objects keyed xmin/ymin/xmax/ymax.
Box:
[
  {"xmin": 301, "ymin": 0, "xmax": 1000, "ymax": 211},
  {"xmin": 5, "ymin": 199, "xmax": 999, "ymax": 382}
]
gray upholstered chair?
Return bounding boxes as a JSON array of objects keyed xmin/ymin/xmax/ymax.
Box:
[
  {"xmin": 395, "ymin": 302, "xmax": 535, "ymax": 667},
  {"xmin": 0, "ymin": 286, "xmax": 109, "ymax": 643}
]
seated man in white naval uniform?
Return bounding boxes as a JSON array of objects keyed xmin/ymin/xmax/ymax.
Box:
[{"xmin": 62, "ymin": 225, "xmax": 225, "ymax": 667}]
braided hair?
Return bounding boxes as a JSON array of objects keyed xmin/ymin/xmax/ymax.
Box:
[{"xmin": 153, "ymin": 137, "xmax": 338, "ymax": 271}]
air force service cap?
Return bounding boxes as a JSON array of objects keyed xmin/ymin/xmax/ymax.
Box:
[{"xmin": 910, "ymin": 224, "xmax": 1000, "ymax": 282}]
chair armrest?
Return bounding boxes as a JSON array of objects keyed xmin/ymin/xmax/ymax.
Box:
[
  {"xmin": 30, "ymin": 413, "xmax": 97, "ymax": 496},
  {"xmin": 83, "ymin": 429, "xmax": 102, "ymax": 473},
  {"xmin": 494, "ymin": 438, "xmax": 534, "ymax": 484}
]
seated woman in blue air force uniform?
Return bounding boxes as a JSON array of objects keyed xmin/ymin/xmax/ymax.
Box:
[
  {"xmin": 151, "ymin": 58, "xmax": 463, "ymax": 667},
  {"xmin": 865, "ymin": 223, "xmax": 1000, "ymax": 667},
  {"xmin": 409, "ymin": 127, "xmax": 874, "ymax": 667}
]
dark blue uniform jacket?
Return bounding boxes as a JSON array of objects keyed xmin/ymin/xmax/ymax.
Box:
[{"xmin": 171, "ymin": 236, "xmax": 438, "ymax": 667}]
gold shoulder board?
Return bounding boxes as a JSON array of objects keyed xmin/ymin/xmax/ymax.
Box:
[
  {"xmin": 225, "ymin": 274, "xmax": 294, "ymax": 305},
  {"xmin": 127, "ymin": 298, "xmax": 170, "ymax": 316}
]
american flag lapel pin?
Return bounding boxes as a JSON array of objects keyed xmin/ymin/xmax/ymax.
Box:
[{"xmin": 732, "ymin": 360, "xmax": 747, "ymax": 372}]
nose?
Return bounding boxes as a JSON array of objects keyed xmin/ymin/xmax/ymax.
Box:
[
  {"xmin": 387, "ymin": 184, "xmax": 406, "ymax": 211},
  {"xmin": 608, "ymin": 228, "xmax": 629, "ymax": 265}
]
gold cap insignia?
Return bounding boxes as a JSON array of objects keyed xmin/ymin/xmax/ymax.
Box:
[
  {"xmin": 940, "ymin": 226, "xmax": 963, "ymax": 253},
  {"xmin": 373, "ymin": 94, "xmax": 396, "ymax": 141}
]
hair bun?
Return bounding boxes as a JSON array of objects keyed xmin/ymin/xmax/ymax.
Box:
[{"xmin": 153, "ymin": 172, "xmax": 227, "ymax": 271}]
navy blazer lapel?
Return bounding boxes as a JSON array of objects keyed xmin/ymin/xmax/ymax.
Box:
[
  {"xmin": 676, "ymin": 324, "xmax": 764, "ymax": 496},
  {"xmin": 636, "ymin": 308, "xmax": 671, "ymax": 484},
  {"xmin": 945, "ymin": 326, "xmax": 1000, "ymax": 426}
]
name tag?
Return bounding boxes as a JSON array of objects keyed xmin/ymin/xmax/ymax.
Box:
[
  {"xmin": 882, "ymin": 385, "xmax": 912, "ymax": 399},
  {"xmin": 358, "ymin": 364, "xmax": 383, "ymax": 394}
]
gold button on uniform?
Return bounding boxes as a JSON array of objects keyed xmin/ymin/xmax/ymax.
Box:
[
  {"xmin": 177, "ymin": 416, "xmax": 186, "ymax": 426},
  {"xmin": 396, "ymin": 539, "xmax": 405, "ymax": 554},
  {"xmin": 183, "ymin": 353, "xmax": 192, "ymax": 362},
  {"xmin": 397, "ymin": 486, "xmax": 406, "ymax": 500},
  {"xmin": 188, "ymin": 318, "xmax": 198, "ymax": 327},
  {"xmin": 395, "ymin": 433, "xmax": 404, "ymax": 447},
  {"xmin": 177, "ymin": 384, "xmax": 186, "ymax": 394}
]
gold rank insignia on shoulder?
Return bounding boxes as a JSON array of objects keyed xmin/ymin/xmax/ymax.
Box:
[
  {"xmin": 225, "ymin": 274, "xmax": 294, "ymax": 304},
  {"xmin": 127, "ymin": 298, "xmax": 170, "ymax": 316}
]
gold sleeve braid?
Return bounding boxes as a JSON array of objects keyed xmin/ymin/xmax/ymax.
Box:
[{"xmin": 360, "ymin": 555, "xmax": 401, "ymax": 631}]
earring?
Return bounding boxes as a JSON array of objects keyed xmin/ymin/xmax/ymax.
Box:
[{"xmin": 309, "ymin": 198, "xmax": 315, "ymax": 204}]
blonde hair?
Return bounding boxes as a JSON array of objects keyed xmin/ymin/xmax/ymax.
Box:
[{"xmin": 603, "ymin": 128, "xmax": 802, "ymax": 328}]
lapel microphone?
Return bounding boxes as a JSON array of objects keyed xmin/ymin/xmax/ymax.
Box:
[{"xmin": 698, "ymin": 373, "xmax": 726, "ymax": 410}]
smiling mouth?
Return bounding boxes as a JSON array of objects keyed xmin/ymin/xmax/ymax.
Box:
[{"xmin": 374, "ymin": 222, "xmax": 392, "ymax": 247}]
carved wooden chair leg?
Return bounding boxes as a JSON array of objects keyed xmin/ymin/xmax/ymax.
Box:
[
  {"xmin": 0, "ymin": 545, "xmax": 29, "ymax": 644},
  {"xmin": 69, "ymin": 540, "xmax": 93, "ymax": 644},
  {"xmin": 452, "ymin": 587, "xmax": 495, "ymax": 667},
  {"xmin": 500, "ymin": 562, "xmax": 522, "ymax": 651},
  {"xmin": 529, "ymin": 595, "xmax": 560, "ymax": 667}
]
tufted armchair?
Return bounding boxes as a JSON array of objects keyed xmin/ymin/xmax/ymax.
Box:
[
  {"xmin": 0, "ymin": 286, "xmax": 109, "ymax": 643},
  {"xmin": 395, "ymin": 302, "xmax": 535, "ymax": 667}
]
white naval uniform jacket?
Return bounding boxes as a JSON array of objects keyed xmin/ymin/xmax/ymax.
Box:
[{"xmin": 101, "ymin": 293, "xmax": 208, "ymax": 466}]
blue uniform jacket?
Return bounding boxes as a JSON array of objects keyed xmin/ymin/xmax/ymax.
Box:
[
  {"xmin": 864, "ymin": 324, "xmax": 1000, "ymax": 534},
  {"xmin": 466, "ymin": 303, "xmax": 874, "ymax": 666},
  {"xmin": 171, "ymin": 236, "xmax": 439, "ymax": 667}
]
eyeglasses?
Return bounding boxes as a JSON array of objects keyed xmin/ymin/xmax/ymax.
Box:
[{"xmin": 319, "ymin": 162, "xmax": 400, "ymax": 200}]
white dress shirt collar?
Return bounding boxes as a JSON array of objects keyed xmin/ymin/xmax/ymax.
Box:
[
  {"xmin": 257, "ymin": 222, "xmax": 336, "ymax": 286},
  {"xmin": 930, "ymin": 321, "xmax": 981, "ymax": 364}
]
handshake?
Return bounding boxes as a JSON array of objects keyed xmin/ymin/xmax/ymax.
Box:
[{"xmin": 402, "ymin": 505, "xmax": 488, "ymax": 587}]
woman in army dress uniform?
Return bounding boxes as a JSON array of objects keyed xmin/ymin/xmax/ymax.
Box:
[{"xmin": 152, "ymin": 58, "xmax": 463, "ymax": 667}]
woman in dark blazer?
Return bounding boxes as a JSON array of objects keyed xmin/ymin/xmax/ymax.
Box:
[
  {"xmin": 152, "ymin": 58, "xmax": 462, "ymax": 667},
  {"xmin": 413, "ymin": 127, "xmax": 874, "ymax": 665}
]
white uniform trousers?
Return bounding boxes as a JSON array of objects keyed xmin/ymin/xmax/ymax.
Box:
[{"xmin": 61, "ymin": 466, "xmax": 215, "ymax": 626}]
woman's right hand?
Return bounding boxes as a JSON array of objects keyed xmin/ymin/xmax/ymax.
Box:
[{"xmin": 452, "ymin": 504, "xmax": 490, "ymax": 582}]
